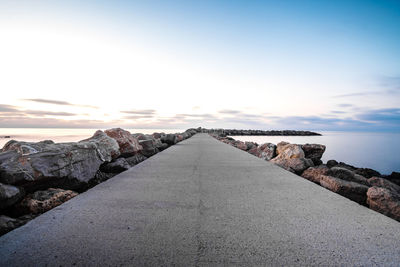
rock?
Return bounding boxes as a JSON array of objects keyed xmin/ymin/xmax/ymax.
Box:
[
  {"xmin": 326, "ymin": 160, "xmax": 338, "ymax": 168},
  {"xmin": 0, "ymin": 138, "xmax": 117, "ymax": 191},
  {"xmin": 335, "ymin": 162, "xmax": 357, "ymax": 171},
  {"xmin": 368, "ymin": 177, "xmax": 400, "ymax": 193},
  {"xmin": 367, "ymin": 187, "xmax": 400, "ymax": 222},
  {"xmin": 105, "ymin": 128, "xmax": 142, "ymax": 157},
  {"xmin": 100, "ymin": 158, "xmax": 131, "ymax": 173},
  {"xmin": 176, "ymin": 134, "xmax": 184, "ymax": 142},
  {"xmin": 0, "ymin": 215, "xmax": 26, "ymax": 236},
  {"xmin": 276, "ymin": 143, "xmax": 305, "ymax": 159},
  {"xmin": 152, "ymin": 132, "xmax": 163, "ymax": 139},
  {"xmin": 233, "ymin": 141, "xmax": 247, "ymax": 151},
  {"xmin": 271, "ymin": 157, "xmax": 314, "ymax": 175},
  {"xmin": 161, "ymin": 134, "xmax": 177, "ymax": 146},
  {"xmin": 125, "ymin": 154, "xmax": 147, "ymax": 166},
  {"xmin": 301, "ymin": 144, "xmax": 326, "ymax": 165},
  {"xmin": 79, "ymin": 130, "xmax": 121, "ymax": 161},
  {"xmin": 15, "ymin": 188, "xmax": 78, "ymax": 215},
  {"xmin": 258, "ymin": 143, "xmax": 277, "ymax": 160},
  {"xmin": 248, "ymin": 143, "xmax": 276, "ymax": 160},
  {"xmin": 89, "ymin": 170, "xmax": 116, "ymax": 187},
  {"xmin": 354, "ymin": 168, "xmax": 381, "ymax": 179},
  {"xmin": 327, "ymin": 167, "xmax": 355, "ymax": 181},
  {"xmin": 245, "ymin": 142, "xmax": 257, "ymax": 151},
  {"xmin": 139, "ymin": 139, "xmax": 159, "ymax": 157},
  {"xmin": 383, "ymin": 172, "xmax": 400, "ymax": 187},
  {"xmin": 154, "ymin": 139, "xmax": 168, "ymax": 151},
  {"xmin": 319, "ymin": 175, "xmax": 369, "ymax": 205},
  {"xmin": 276, "ymin": 141, "xmax": 290, "ymax": 155},
  {"xmin": 0, "ymin": 183, "xmax": 24, "ymax": 210},
  {"xmin": 301, "ymin": 165, "xmax": 329, "ymax": 184}
]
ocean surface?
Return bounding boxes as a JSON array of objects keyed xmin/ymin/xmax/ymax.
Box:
[{"xmin": 0, "ymin": 129, "xmax": 398, "ymax": 174}]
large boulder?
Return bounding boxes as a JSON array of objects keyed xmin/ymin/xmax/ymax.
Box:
[
  {"xmin": 319, "ymin": 175, "xmax": 369, "ymax": 205},
  {"xmin": 276, "ymin": 143, "xmax": 304, "ymax": 159},
  {"xmin": 271, "ymin": 142, "xmax": 312, "ymax": 174},
  {"xmin": 354, "ymin": 168, "xmax": 381, "ymax": 178},
  {"xmin": 301, "ymin": 165, "xmax": 329, "ymax": 184},
  {"xmin": 105, "ymin": 128, "xmax": 142, "ymax": 157},
  {"xmin": 176, "ymin": 134, "xmax": 184, "ymax": 142},
  {"xmin": 271, "ymin": 157, "xmax": 314, "ymax": 175},
  {"xmin": 248, "ymin": 143, "xmax": 276, "ymax": 161},
  {"xmin": 327, "ymin": 167, "xmax": 369, "ymax": 186},
  {"xmin": 368, "ymin": 177, "xmax": 400, "ymax": 193},
  {"xmin": 154, "ymin": 138, "xmax": 168, "ymax": 151},
  {"xmin": 0, "ymin": 136, "xmax": 119, "ymax": 191},
  {"xmin": 161, "ymin": 134, "xmax": 177, "ymax": 146},
  {"xmin": 383, "ymin": 172, "xmax": 400, "ymax": 187},
  {"xmin": 245, "ymin": 142, "xmax": 257, "ymax": 151},
  {"xmin": 301, "ymin": 144, "xmax": 326, "ymax": 165},
  {"xmin": 0, "ymin": 183, "xmax": 24, "ymax": 210},
  {"xmin": 100, "ymin": 158, "xmax": 131, "ymax": 173},
  {"xmin": 15, "ymin": 188, "xmax": 78, "ymax": 215},
  {"xmin": 139, "ymin": 139, "xmax": 159, "ymax": 157},
  {"xmin": 367, "ymin": 187, "xmax": 400, "ymax": 222}
]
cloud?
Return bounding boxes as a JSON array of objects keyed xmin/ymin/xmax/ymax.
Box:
[
  {"xmin": 331, "ymin": 110, "xmax": 346, "ymax": 114},
  {"xmin": 337, "ymin": 103, "xmax": 353, "ymax": 108},
  {"xmin": 25, "ymin": 110, "xmax": 77, "ymax": 117},
  {"xmin": 123, "ymin": 115, "xmax": 155, "ymax": 119},
  {"xmin": 0, "ymin": 104, "xmax": 20, "ymax": 113},
  {"xmin": 218, "ymin": 109, "xmax": 241, "ymax": 114},
  {"xmin": 357, "ymin": 108, "xmax": 400, "ymax": 123},
  {"xmin": 121, "ymin": 109, "xmax": 156, "ymax": 115},
  {"xmin": 23, "ymin": 98, "xmax": 98, "ymax": 108}
]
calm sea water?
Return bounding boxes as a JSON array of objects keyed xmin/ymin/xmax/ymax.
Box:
[
  {"xmin": 0, "ymin": 129, "xmax": 398, "ymax": 174},
  {"xmin": 232, "ymin": 132, "xmax": 400, "ymax": 175}
]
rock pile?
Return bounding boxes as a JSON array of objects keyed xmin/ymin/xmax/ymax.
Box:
[
  {"xmin": 211, "ymin": 134, "xmax": 400, "ymax": 222},
  {"xmin": 0, "ymin": 127, "xmax": 198, "ymax": 236},
  {"xmin": 200, "ymin": 128, "xmax": 321, "ymax": 136}
]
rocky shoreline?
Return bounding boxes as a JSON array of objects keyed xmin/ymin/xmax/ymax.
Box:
[
  {"xmin": 0, "ymin": 127, "xmax": 198, "ymax": 236},
  {"xmin": 202, "ymin": 128, "xmax": 321, "ymax": 137},
  {"xmin": 211, "ymin": 134, "xmax": 400, "ymax": 223}
]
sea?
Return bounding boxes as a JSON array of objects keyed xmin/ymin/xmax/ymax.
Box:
[{"xmin": 0, "ymin": 129, "xmax": 399, "ymax": 175}]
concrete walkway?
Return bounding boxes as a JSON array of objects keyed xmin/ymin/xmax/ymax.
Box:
[{"xmin": 1, "ymin": 133, "xmax": 400, "ymax": 266}]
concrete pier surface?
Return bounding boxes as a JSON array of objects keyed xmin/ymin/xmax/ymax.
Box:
[{"xmin": 1, "ymin": 133, "xmax": 400, "ymax": 266}]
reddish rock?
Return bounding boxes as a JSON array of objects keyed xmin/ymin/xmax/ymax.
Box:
[
  {"xmin": 276, "ymin": 143, "xmax": 304, "ymax": 159},
  {"xmin": 368, "ymin": 177, "xmax": 400, "ymax": 193},
  {"xmin": 176, "ymin": 134, "xmax": 184, "ymax": 142},
  {"xmin": 271, "ymin": 157, "xmax": 314, "ymax": 175},
  {"xmin": 301, "ymin": 165, "xmax": 329, "ymax": 184},
  {"xmin": 233, "ymin": 141, "xmax": 247, "ymax": 151},
  {"xmin": 16, "ymin": 188, "xmax": 78, "ymax": 215},
  {"xmin": 367, "ymin": 187, "xmax": 400, "ymax": 222},
  {"xmin": 105, "ymin": 128, "xmax": 142, "ymax": 157},
  {"xmin": 319, "ymin": 175, "xmax": 369, "ymax": 205},
  {"xmin": 276, "ymin": 141, "xmax": 290, "ymax": 155}
]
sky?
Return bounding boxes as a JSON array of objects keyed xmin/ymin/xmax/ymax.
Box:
[{"xmin": 0, "ymin": 0, "xmax": 399, "ymax": 131}]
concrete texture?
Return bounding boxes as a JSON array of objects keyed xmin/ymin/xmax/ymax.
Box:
[{"xmin": 1, "ymin": 133, "xmax": 400, "ymax": 266}]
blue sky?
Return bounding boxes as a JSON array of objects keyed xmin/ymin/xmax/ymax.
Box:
[{"xmin": 0, "ymin": 0, "xmax": 399, "ymax": 131}]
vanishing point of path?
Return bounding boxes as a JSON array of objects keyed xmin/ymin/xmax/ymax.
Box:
[{"xmin": 1, "ymin": 133, "xmax": 400, "ymax": 266}]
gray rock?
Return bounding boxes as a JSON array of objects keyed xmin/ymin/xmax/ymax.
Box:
[
  {"xmin": 0, "ymin": 131, "xmax": 120, "ymax": 191},
  {"xmin": 0, "ymin": 214, "xmax": 35, "ymax": 236},
  {"xmin": 139, "ymin": 139, "xmax": 159, "ymax": 157},
  {"xmin": 326, "ymin": 160, "xmax": 338, "ymax": 168},
  {"xmin": 161, "ymin": 134, "xmax": 177, "ymax": 146},
  {"xmin": 301, "ymin": 144, "xmax": 326, "ymax": 165},
  {"xmin": 0, "ymin": 183, "xmax": 24, "ymax": 210},
  {"xmin": 100, "ymin": 158, "xmax": 131, "ymax": 173},
  {"xmin": 125, "ymin": 154, "xmax": 147, "ymax": 166}
]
